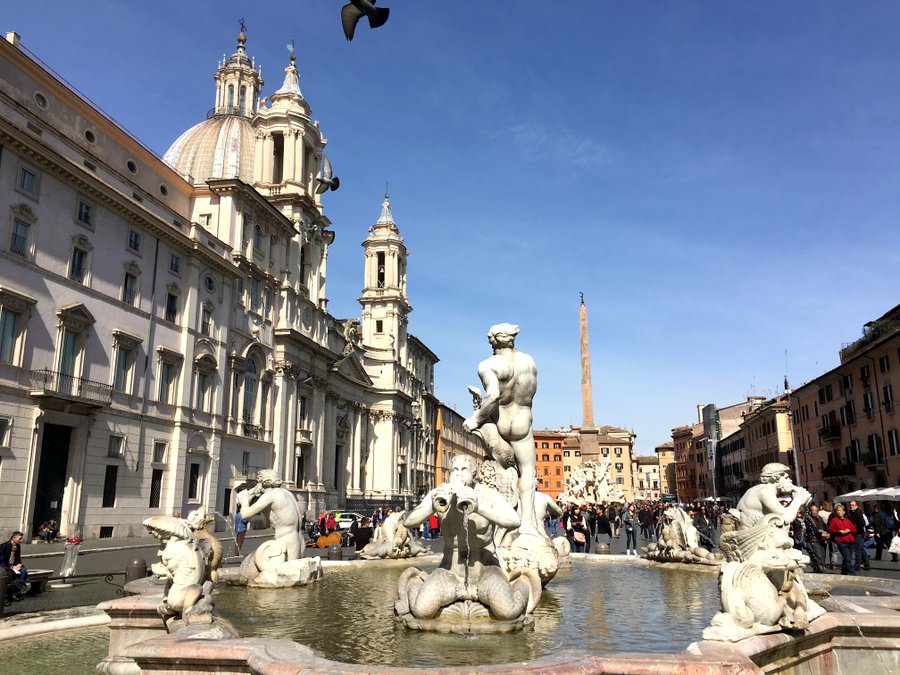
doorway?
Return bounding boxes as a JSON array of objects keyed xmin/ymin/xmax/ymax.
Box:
[{"xmin": 33, "ymin": 424, "xmax": 72, "ymax": 535}]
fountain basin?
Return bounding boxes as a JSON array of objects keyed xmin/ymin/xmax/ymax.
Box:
[{"xmin": 3, "ymin": 557, "xmax": 900, "ymax": 673}]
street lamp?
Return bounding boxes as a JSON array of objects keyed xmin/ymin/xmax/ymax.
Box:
[{"xmin": 406, "ymin": 400, "xmax": 423, "ymax": 503}]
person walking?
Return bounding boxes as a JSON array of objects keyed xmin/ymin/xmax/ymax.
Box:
[
  {"xmin": 847, "ymin": 500, "xmax": 870, "ymax": 571},
  {"xmin": 829, "ymin": 504, "xmax": 858, "ymax": 576},
  {"xmin": 233, "ymin": 510, "xmax": 248, "ymax": 555},
  {"xmin": 567, "ymin": 506, "xmax": 589, "ymax": 553},
  {"xmin": 804, "ymin": 504, "xmax": 830, "ymax": 573},
  {"xmin": 872, "ymin": 504, "xmax": 895, "ymax": 562},
  {"xmin": 622, "ymin": 504, "xmax": 639, "ymax": 556},
  {"xmin": 693, "ymin": 506, "xmax": 715, "ymax": 551}
]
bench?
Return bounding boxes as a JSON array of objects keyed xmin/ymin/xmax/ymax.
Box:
[{"xmin": 25, "ymin": 569, "xmax": 53, "ymax": 595}]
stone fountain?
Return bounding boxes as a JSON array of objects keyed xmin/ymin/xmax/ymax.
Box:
[{"xmin": 66, "ymin": 327, "xmax": 900, "ymax": 672}]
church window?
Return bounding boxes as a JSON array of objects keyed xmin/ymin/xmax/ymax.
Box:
[
  {"xmin": 227, "ymin": 85, "xmax": 235, "ymax": 113},
  {"xmin": 243, "ymin": 359, "xmax": 258, "ymax": 423},
  {"xmin": 377, "ymin": 252, "xmax": 385, "ymax": 287},
  {"xmin": 10, "ymin": 220, "xmax": 29, "ymax": 256},
  {"xmin": 239, "ymin": 85, "xmax": 247, "ymax": 114},
  {"xmin": 299, "ymin": 246, "xmax": 307, "ymax": 286}
]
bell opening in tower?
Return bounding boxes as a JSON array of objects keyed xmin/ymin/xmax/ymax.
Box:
[{"xmin": 272, "ymin": 133, "xmax": 284, "ymax": 184}]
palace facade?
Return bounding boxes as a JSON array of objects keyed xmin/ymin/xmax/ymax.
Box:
[{"xmin": 0, "ymin": 30, "xmax": 438, "ymax": 538}]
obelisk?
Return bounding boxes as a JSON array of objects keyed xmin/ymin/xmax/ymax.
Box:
[
  {"xmin": 578, "ymin": 293, "xmax": 599, "ymax": 462},
  {"xmin": 579, "ymin": 292, "xmax": 596, "ymax": 429}
]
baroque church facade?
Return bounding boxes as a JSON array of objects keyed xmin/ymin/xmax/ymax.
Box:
[{"xmin": 0, "ymin": 30, "xmax": 438, "ymax": 538}]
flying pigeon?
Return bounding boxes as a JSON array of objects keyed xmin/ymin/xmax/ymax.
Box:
[
  {"xmin": 341, "ymin": 0, "xmax": 390, "ymax": 41},
  {"xmin": 316, "ymin": 156, "xmax": 340, "ymax": 193}
]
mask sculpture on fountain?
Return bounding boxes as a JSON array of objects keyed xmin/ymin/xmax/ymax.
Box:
[
  {"xmin": 223, "ymin": 470, "xmax": 322, "ymax": 588},
  {"xmin": 702, "ymin": 463, "xmax": 824, "ymax": 642},
  {"xmin": 143, "ymin": 515, "xmax": 214, "ymax": 628},
  {"xmin": 644, "ymin": 507, "xmax": 723, "ymax": 565},
  {"xmin": 463, "ymin": 324, "xmax": 560, "ymax": 585},
  {"xmin": 360, "ymin": 509, "xmax": 429, "ymax": 559},
  {"xmin": 396, "ymin": 454, "xmax": 542, "ymax": 633}
]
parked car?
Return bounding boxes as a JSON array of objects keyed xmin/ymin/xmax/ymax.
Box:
[{"xmin": 338, "ymin": 512, "xmax": 365, "ymax": 530}]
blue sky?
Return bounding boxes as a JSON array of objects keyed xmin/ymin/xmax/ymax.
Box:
[{"xmin": 6, "ymin": 2, "xmax": 900, "ymax": 451}]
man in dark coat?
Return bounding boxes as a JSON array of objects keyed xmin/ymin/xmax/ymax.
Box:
[
  {"xmin": 846, "ymin": 501, "xmax": 870, "ymax": 570},
  {"xmin": 0, "ymin": 531, "xmax": 27, "ymax": 600}
]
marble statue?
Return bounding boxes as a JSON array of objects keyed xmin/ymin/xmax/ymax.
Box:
[
  {"xmin": 221, "ymin": 470, "xmax": 322, "ymax": 588},
  {"xmin": 396, "ymin": 454, "xmax": 542, "ymax": 633},
  {"xmin": 703, "ymin": 463, "xmax": 824, "ymax": 642},
  {"xmin": 464, "ymin": 323, "xmax": 539, "ymax": 536},
  {"xmin": 558, "ymin": 459, "xmax": 625, "ymax": 506},
  {"xmin": 143, "ymin": 515, "xmax": 214, "ymax": 627},
  {"xmin": 644, "ymin": 507, "xmax": 723, "ymax": 565},
  {"xmin": 359, "ymin": 510, "xmax": 429, "ymax": 559},
  {"xmin": 184, "ymin": 508, "xmax": 223, "ymax": 582},
  {"xmin": 478, "ymin": 459, "xmax": 561, "ymax": 586}
]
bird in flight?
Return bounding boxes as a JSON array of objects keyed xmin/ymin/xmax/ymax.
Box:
[
  {"xmin": 341, "ymin": 0, "xmax": 390, "ymax": 41},
  {"xmin": 316, "ymin": 156, "xmax": 340, "ymax": 193}
]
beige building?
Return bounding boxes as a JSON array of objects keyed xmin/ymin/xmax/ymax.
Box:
[
  {"xmin": 742, "ymin": 396, "xmax": 794, "ymax": 482},
  {"xmin": 632, "ymin": 455, "xmax": 661, "ymax": 500},
  {"xmin": 434, "ymin": 405, "xmax": 483, "ymax": 486},
  {"xmin": 654, "ymin": 441, "xmax": 676, "ymax": 498},
  {"xmin": 0, "ymin": 31, "xmax": 439, "ymax": 538}
]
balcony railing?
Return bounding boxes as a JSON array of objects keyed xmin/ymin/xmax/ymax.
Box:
[
  {"xmin": 818, "ymin": 423, "xmax": 842, "ymax": 441},
  {"xmin": 821, "ymin": 462, "xmax": 855, "ymax": 479},
  {"xmin": 242, "ymin": 418, "xmax": 262, "ymax": 439},
  {"xmin": 862, "ymin": 451, "xmax": 885, "ymax": 467},
  {"xmin": 24, "ymin": 369, "xmax": 112, "ymax": 406},
  {"xmin": 206, "ymin": 104, "xmax": 251, "ymax": 119}
]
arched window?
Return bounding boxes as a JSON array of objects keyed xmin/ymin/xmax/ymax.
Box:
[
  {"xmin": 239, "ymin": 85, "xmax": 247, "ymax": 115},
  {"xmin": 242, "ymin": 358, "xmax": 258, "ymax": 423},
  {"xmin": 227, "ymin": 85, "xmax": 235, "ymax": 113}
]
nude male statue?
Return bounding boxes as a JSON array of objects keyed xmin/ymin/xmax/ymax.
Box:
[
  {"xmin": 735, "ymin": 462, "xmax": 811, "ymax": 529},
  {"xmin": 402, "ymin": 455, "xmax": 536, "ymax": 621},
  {"xmin": 236, "ymin": 470, "xmax": 304, "ymax": 568},
  {"xmin": 463, "ymin": 323, "xmax": 540, "ymax": 535}
]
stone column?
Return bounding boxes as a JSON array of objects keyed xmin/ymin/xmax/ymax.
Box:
[
  {"xmin": 284, "ymin": 130, "xmax": 297, "ymax": 183},
  {"xmin": 262, "ymin": 134, "xmax": 274, "ymax": 184},
  {"xmin": 271, "ymin": 362, "xmax": 296, "ymax": 481},
  {"xmin": 311, "ymin": 383, "xmax": 326, "ymax": 490}
]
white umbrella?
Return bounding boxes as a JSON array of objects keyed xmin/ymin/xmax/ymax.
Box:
[{"xmin": 836, "ymin": 488, "xmax": 891, "ymax": 503}]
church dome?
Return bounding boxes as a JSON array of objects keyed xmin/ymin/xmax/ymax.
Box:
[{"xmin": 163, "ymin": 115, "xmax": 256, "ymax": 184}]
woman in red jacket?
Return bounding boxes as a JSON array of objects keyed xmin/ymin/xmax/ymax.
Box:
[{"xmin": 828, "ymin": 504, "xmax": 858, "ymax": 576}]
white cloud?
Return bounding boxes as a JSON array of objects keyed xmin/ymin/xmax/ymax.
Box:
[{"xmin": 503, "ymin": 122, "xmax": 612, "ymax": 166}]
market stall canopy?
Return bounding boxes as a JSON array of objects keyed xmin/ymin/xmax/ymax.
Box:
[{"xmin": 835, "ymin": 487, "xmax": 900, "ymax": 503}]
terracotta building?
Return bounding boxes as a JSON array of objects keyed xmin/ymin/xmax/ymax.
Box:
[
  {"xmin": 791, "ymin": 304, "xmax": 900, "ymax": 503},
  {"xmin": 534, "ymin": 429, "xmax": 567, "ymax": 497}
]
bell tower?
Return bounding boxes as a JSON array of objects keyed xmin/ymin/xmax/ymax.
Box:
[
  {"xmin": 359, "ymin": 193, "xmax": 411, "ymax": 361},
  {"xmin": 212, "ymin": 28, "xmax": 263, "ymax": 117}
]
